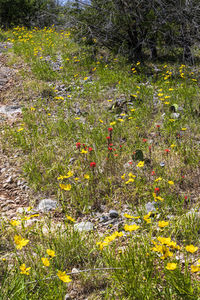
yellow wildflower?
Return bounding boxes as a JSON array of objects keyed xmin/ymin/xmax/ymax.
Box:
[
  {"xmin": 168, "ymin": 181, "xmax": 174, "ymax": 185},
  {"xmin": 124, "ymin": 214, "xmax": 140, "ymax": 219},
  {"xmin": 156, "ymin": 196, "xmax": 164, "ymax": 202},
  {"xmin": 66, "ymin": 171, "xmax": 73, "ymax": 178},
  {"xmin": 81, "ymin": 149, "xmax": 88, "ymax": 154},
  {"xmin": 125, "ymin": 178, "xmax": 135, "ymax": 184},
  {"xmin": 166, "ymin": 263, "xmax": 177, "ymax": 271},
  {"xmin": 57, "ymin": 270, "xmax": 72, "ymax": 283},
  {"xmin": 158, "ymin": 221, "xmax": 169, "ymax": 228},
  {"xmin": 84, "ymin": 174, "xmax": 90, "ymax": 180},
  {"xmin": 14, "ymin": 235, "xmax": 29, "ymax": 250},
  {"xmin": 124, "ymin": 224, "xmax": 140, "ymax": 232},
  {"xmin": 57, "ymin": 171, "xmax": 73, "ymax": 180},
  {"xmin": 96, "ymin": 241, "xmax": 109, "ymax": 250},
  {"xmin": 128, "ymin": 172, "xmax": 136, "ymax": 178},
  {"xmin": 185, "ymin": 245, "xmax": 198, "ymax": 253},
  {"xmin": 155, "ymin": 177, "xmax": 162, "ymax": 182},
  {"xmin": 191, "ymin": 265, "xmax": 200, "ymax": 273},
  {"xmin": 152, "ymin": 243, "xmax": 173, "ymax": 259},
  {"xmin": 137, "ymin": 161, "xmax": 144, "ymax": 168},
  {"xmin": 10, "ymin": 220, "xmax": 20, "ymax": 226},
  {"xmin": 41, "ymin": 257, "xmax": 50, "ymax": 267},
  {"xmin": 143, "ymin": 212, "xmax": 151, "ymax": 220},
  {"xmin": 46, "ymin": 249, "xmax": 56, "ymax": 257},
  {"xmin": 66, "ymin": 215, "xmax": 75, "ymax": 222},
  {"xmin": 144, "ymin": 218, "xmax": 151, "ymax": 224},
  {"xmin": 17, "ymin": 128, "xmax": 24, "ymax": 132},
  {"xmin": 59, "ymin": 183, "xmax": 71, "ymax": 191},
  {"xmin": 157, "ymin": 237, "xmax": 171, "ymax": 245},
  {"xmin": 20, "ymin": 264, "xmax": 31, "ymax": 275}
]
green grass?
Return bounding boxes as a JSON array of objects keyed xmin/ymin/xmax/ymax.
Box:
[{"xmin": 0, "ymin": 26, "xmax": 200, "ymax": 299}]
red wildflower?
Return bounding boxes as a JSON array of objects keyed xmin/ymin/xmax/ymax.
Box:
[
  {"xmin": 164, "ymin": 149, "xmax": 170, "ymax": 153},
  {"xmin": 88, "ymin": 147, "xmax": 93, "ymax": 152},
  {"xmin": 90, "ymin": 162, "xmax": 96, "ymax": 168},
  {"xmin": 106, "ymin": 136, "xmax": 110, "ymax": 140},
  {"xmin": 154, "ymin": 187, "xmax": 160, "ymax": 193},
  {"xmin": 108, "ymin": 128, "xmax": 113, "ymax": 132},
  {"xmin": 143, "ymin": 139, "xmax": 147, "ymax": 142},
  {"xmin": 151, "ymin": 171, "xmax": 155, "ymax": 176},
  {"xmin": 76, "ymin": 142, "xmax": 81, "ymax": 149},
  {"xmin": 156, "ymin": 125, "xmax": 160, "ymax": 128},
  {"xmin": 109, "ymin": 143, "xmax": 113, "ymax": 147},
  {"xmin": 108, "ymin": 147, "xmax": 112, "ymax": 151},
  {"xmin": 184, "ymin": 196, "xmax": 188, "ymax": 200}
]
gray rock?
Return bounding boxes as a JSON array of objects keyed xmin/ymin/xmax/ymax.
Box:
[
  {"xmin": 5, "ymin": 175, "xmax": 13, "ymax": 183},
  {"xmin": 74, "ymin": 221, "xmax": 94, "ymax": 232},
  {"xmin": 71, "ymin": 268, "xmax": 79, "ymax": 274},
  {"xmin": 99, "ymin": 215, "xmax": 109, "ymax": 223},
  {"xmin": 145, "ymin": 201, "xmax": 156, "ymax": 213},
  {"xmin": 37, "ymin": 199, "xmax": 58, "ymax": 212},
  {"xmin": 24, "ymin": 218, "xmax": 39, "ymax": 227},
  {"xmin": 0, "ymin": 105, "xmax": 22, "ymax": 115},
  {"xmin": 103, "ymin": 219, "xmax": 118, "ymax": 226},
  {"xmin": 171, "ymin": 112, "xmax": 180, "ymax": 119},
  {"xmin": 109, "ymin": 209, "xmax": 119, "ymax": 218},
  {"xmin": 186, "ymin": 209, "xmax": 199, "ymax": 218},
  {"xmin": 17, "ymin": 207, "xmax": 30, "ymax": 214},
  {"xmin": 64, "ymin": 294, "xmax": 71, "ymax": 300}
]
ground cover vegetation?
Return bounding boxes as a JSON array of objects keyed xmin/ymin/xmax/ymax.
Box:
[{"xmin": 0, "ymin": 22, "xmax": 200, "ymax": 299}]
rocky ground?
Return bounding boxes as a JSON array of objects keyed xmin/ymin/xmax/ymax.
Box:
[{"xmin": 0, "ymin": 44, "xmax": 31, "ymax": 218}]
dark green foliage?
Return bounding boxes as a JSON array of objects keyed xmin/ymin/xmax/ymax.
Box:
[
  {"xmin": 0, "ymin": 0, "xmax": 60, "ymax": 28},
  {"xmin": 69, "ymin": 0, "xmax": 200, "ymax": 63}
]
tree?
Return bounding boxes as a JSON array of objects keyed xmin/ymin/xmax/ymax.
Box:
[
  {"xmin": 0, "ymin": 0, "xmax": 62, "ymax": 28},
  {"xmin": 68, "ymin": 0, "xmax": 200, "ymax": 63}
]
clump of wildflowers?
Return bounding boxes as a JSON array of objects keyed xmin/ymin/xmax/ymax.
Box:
[{"xmin": 14, "ymin": 235, "xmax": 29, "ymax": 250}]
